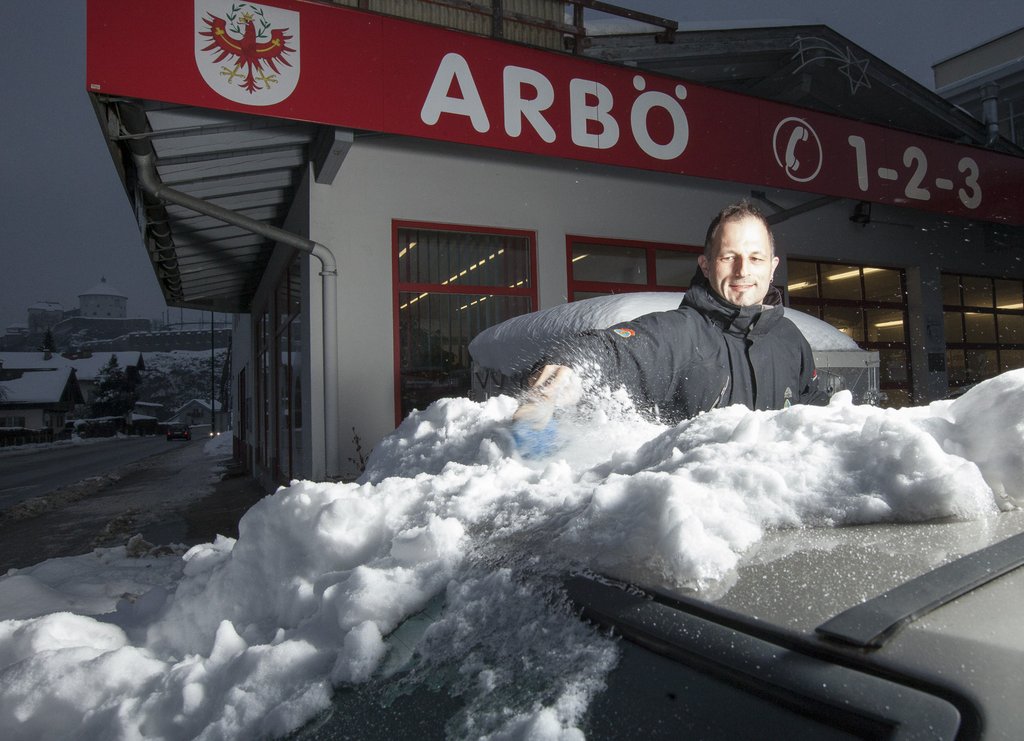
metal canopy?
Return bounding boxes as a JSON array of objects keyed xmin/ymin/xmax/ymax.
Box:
[
  {"xmin": 93, "ymin": 97, "xmax": 320, "ymax": 314},
  {"xmin": 587, "ymin": 25, "xmax": 1022, "ymax": 155}
]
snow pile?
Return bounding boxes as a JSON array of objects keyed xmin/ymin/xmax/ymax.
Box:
[
  {"xmin": 0, "ymin": 542, "xmax": 185, "ymax": 622},
  {"xmin": 203, "ymin": 431, "xmax": 232, "ymax": 458},
  {"xmin": 468, "ymin": 292, "xmax": 859, "ymax": 375},
  {"xmin": 1, "ymin": 370, "xmax": 1022, "ymax": 739}
]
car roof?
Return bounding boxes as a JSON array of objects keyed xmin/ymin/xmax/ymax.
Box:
[
  {"xmin": 703, "ymin": 508, "xmax": 1024, "ymax": 635},
  {"xmin": 603, "ymin": 509, "xmax": 1024, "ymax": 737}
]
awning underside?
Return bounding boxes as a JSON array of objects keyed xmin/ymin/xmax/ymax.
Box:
[{"xmin": 97, "ymin": 97, "xmax": 319, "ymax": 314}]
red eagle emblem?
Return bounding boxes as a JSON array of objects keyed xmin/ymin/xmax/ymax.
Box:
[{"xmin": 199, "ymin": 8, "xmax": 294, "ymax": 94}]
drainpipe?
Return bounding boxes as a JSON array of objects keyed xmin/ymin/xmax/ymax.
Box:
[{"xmin": 127, "ymin": 145, "xmax": 341, "ymax": 479}]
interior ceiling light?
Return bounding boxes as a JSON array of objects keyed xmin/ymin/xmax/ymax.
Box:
[
  {"xmin": 874, "ymin": 319, "xmax": 904, "ymax": 328},
  {"xmin": 442, "ymin": 249, "xmax": 504, "ymax": 286},
  {"xmin": 459, "ymin": 296, "xmax": 489, "ymax": 312},
  {"xmin": 827, "ymin": 267, "xmax": 883, "ymax": 282},
  {"xmin": 787, "ymin": 280, "xmax": 815, "ymax": 291}
]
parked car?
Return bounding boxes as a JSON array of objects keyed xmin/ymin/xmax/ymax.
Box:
[
  {"xmin": 293, "ymin": 508, "xmax": 1024, "ymax": 739},
  {"xmin": 165, "ymin": 423, "xmax": 191, "ymax": 441}
]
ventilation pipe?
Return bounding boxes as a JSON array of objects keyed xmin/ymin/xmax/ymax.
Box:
[{"xmin": 118, "ymin": 106, "xmax": 340, "ymax": 478}]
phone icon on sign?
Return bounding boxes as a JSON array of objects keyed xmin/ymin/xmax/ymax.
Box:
[
  {"xmin": 772, "ymin": 117, "xmax": 822, "ymax": 183},
  {"xmin": 785, "ymin": 126, "xmax": 808, "ymax": 171}
]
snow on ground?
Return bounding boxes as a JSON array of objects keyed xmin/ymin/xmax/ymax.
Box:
[{"xmin": 1, "ymin": 369, "xmax": 1022, "ymax": 739}]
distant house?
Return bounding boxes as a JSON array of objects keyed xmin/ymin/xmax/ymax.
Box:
[
  {"xmin": 133, "ymin": 400, "xmax": 165, "ymax": 419},
  {"xmin": 167, "ymin": 399, "xmax": 228, "ymax": 431},
  {"xmin": 26, "ymin": 301, "xmax": 64, "ymax": 336},
  {"xmin": 131, "ymin": 400, "xmax": 165, "ymax": 435},
  {"xmin": 1, "ymin": 323, "xmax": 30, "ymax": 351},
  {"xmin": 0, "ymin": 367, "xmax": 83, "ymax": 432},
  {"xmin": 0, "ymin": 351, "xmax": 145, "ymax": 405}
]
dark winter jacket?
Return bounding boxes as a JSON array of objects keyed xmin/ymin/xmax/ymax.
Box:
[{"xmin": 544, "ymin": 273, "xmax": 826, "ymax": 424}]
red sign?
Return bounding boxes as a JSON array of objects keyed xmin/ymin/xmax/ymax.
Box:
[{"xmin": 87, "ymin": 0, "xmax": 1024, "ymax": 225}]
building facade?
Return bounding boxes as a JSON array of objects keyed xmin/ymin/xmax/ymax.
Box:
[
  {"xmin": 26, "ymin": 302, "xmax": 64, "ymax": 336},
  {"xmin": 86, "ymin": 0, "xmax": 1024, "ymax": 487},
  {"xmin": 79, "ymin": 278, "xmax": 128, "ymax": 319},
  {"xmin": 0, "ymin": 367, "xmax": 83, "ymax": 436},
  {"xmin": 934, "ymin": 26, "xmax": 1024, "ymax": 150}
]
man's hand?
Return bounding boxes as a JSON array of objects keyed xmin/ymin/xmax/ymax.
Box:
[{"xmin": 513, "ymin": 364, "xmax": 580, "ymax": 426}]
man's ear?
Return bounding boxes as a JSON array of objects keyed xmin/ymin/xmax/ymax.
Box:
[
  {"xmin": 769, "ymin": 255, "xmax": 780, "ymax": 279},
  {"xmin": 698, "ymin": 254, "xmax": 710, "ymax": 277}
]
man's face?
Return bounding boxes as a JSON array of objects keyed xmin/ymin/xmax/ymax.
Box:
[{"xmin": 698, "ymin": 216, "xmax": 780, "ymax": 307}]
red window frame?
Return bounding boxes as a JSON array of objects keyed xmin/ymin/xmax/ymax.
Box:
[
  {"xmin": 565, "ymin": 235, "xmax": 702, "ymax": 300},
  {"xmin": 392, "ymin": 220, "xmax": 538, "ymax": 426}
]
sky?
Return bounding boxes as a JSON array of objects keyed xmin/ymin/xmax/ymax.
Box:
[
  {"xmin": 2, "ymin": 0, "xmax": 1023, "ymax": 331},
  {"xmin": 1, "ymin": 315, "xmax": 1021, "ymax": 737}
]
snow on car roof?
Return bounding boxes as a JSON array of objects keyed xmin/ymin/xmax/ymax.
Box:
[{"xmin": 468, "ymin": 292, "xmax": 859, "ymax": 374}]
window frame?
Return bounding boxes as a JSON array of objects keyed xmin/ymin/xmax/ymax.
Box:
[
  {"xmin": 942, "ymin": 271, "xmax": 1024, "ymax": 390},
  {"xmin": 786, "ymin": 259, "xmax": 913, "ymax": 405},
  {"xmin": 253, "ymin": 255, "xmax": 304, "ymax": 485},
  {"xmin": 566, "ymin": 235, "xmax": 702, "ymax": 300},
  {"xmin": 392, "ymin": 220, "xmax": 538, "ymax": 426}
]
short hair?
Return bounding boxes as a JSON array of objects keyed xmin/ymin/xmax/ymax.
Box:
[{"xmin": 703, "ymin": 201, "xmax": 775, "ymax": 257}]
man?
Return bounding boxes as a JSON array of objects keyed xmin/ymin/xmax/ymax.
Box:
[{"xmin": 515, "ymin": 201, "xmax": 825, "ymax": 427}]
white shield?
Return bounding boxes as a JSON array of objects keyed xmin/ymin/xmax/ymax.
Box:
[{"xmin": 195, "ymin": 1, "xmax": 300, "ymax": 107}]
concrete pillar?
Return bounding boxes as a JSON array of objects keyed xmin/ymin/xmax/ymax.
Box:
[{"xmin": 905, "ymin": 264, "xmax": 949, "ymax": 402}]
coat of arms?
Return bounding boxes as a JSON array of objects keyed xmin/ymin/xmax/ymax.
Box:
[{"xmin": 195, "ymin": 1, "xmax": 300, "ymax": 106}]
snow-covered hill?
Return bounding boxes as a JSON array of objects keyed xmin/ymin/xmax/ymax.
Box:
[{"xmin": 136, "ymin": 349, "xmax": 229, "ymax": 417}]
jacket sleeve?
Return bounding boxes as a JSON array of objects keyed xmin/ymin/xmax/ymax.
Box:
[{"xmin": 541, "ymin": 310, "xmax": 694, "ymax": 406}]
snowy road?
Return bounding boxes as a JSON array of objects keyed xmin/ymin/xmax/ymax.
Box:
[
  {"xmin": 0, "ymin": 435, "xmax": 236, "ymax": 572},
  {"xmin": 0, "ymin": 435, "xmax": 171, "ymax": 510}
]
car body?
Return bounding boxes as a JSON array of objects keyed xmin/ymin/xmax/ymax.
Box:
[
  {"xmin": 294, "ymin": 508, "xmax": 1024, "ymax": 739},
  {"xmin": 569, "ymin": 509, "xmax": 1024, "ymax": 739},
  {"xmin": 165, "ymin": 423, "xmax": 191, "ymax": 441}
]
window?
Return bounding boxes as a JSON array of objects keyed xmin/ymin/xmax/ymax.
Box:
[
  {"xmin": 237, "ymin": 367, "xmax": 248, "ymax": 463},
  {"xmin": 275, "ymin": 258, "xmax": 303, "ymax": 482},
  {"xmin": 788, "ymin": 260, "xmax": 911, "ymax": 407},
  {"xmin": 254, "ymin": 256, "xmax": 304, "ymax": 484},
  {"xmin": 942, "ymin": 272, "xmax": 1024, "ymax": 390},
  {"xmin": 394, "ymin": 223, "xmax": 536, "ymax": 422},
  {"xmin": 567, "ymin": 236, "xmax": 701, "ymax": 300},
  {"xmin": 256, "ymin": 308, "xmax": 271, "ymax": 471}
]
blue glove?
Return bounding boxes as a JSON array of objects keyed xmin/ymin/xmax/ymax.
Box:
[{"xmin": 511, "ymin": 418, "xmax": 560, "ymax": 458}]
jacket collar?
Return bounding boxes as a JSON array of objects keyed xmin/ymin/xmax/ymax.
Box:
[{"xmin": 682, "ymin": 269, "xmax": 784, "ymax": 337}]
